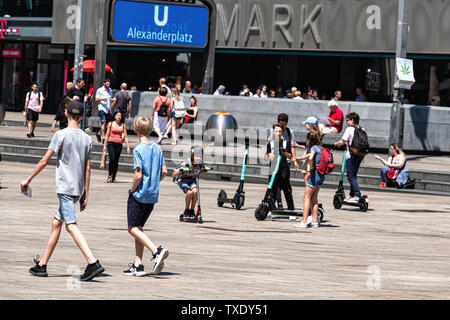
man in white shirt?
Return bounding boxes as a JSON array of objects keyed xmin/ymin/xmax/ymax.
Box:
[
  {"xmin": 95, "ymin": 79, "xmax": 115, "ymax": 142},
  {"xmin": 24, "ymin": 82, "xmax": 44, "ymax": 138}
]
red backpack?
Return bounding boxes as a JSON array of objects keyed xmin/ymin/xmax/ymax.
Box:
[{"xmin": 316, "ymin": 147, "xmax": 334, "ymax": 175}]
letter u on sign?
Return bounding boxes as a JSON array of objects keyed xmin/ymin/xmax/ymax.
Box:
[{"xmin": 154, "ymin": 6, "xmax": 169, "ymax": 27}]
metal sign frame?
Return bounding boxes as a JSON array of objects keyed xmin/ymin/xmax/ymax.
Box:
[{"xmin": 109, "ymin": 0, "xmax": 210, "ymax": 49}]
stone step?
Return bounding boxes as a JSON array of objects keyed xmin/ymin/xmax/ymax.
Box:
[
  {"xmin": 2, "ymin": 138, "xmax": 450, "ymax": 184},
  {"xmin": 2, "ymin": 148, "xmax": 450, "ymax": 197}
]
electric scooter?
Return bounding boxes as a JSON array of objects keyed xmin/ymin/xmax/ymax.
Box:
[
  {"xmin": 255, "ymin": 154, "xmax": 324, "ymax": 221},
  {"xmin": 217, "ymin": 137, "xmax": 249, "ymax": 210},
  {"xmin": 178, "ymin": 165, "xmax": 212, "ymax": 224},
  {"xmin": 333, "ymin": 150, "xmax": 369, "ymax": 212}
]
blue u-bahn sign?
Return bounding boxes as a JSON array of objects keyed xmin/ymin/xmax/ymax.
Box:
[{"xmin": 111, "ymin": 0, "xmax": 209, "ymax": 48}]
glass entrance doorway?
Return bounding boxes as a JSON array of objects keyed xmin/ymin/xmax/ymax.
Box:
[{"xmin": 35, "ymin": 59, "xmax": 64, "ymax": 114}]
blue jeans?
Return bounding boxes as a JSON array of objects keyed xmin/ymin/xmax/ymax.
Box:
[
  {"xmin": 380, "ymin": 165, "xmax": 409, "ymax": 186},
  {"xmin": 346, "ymin": 154, "xmax": 364, "ymax": 197}
]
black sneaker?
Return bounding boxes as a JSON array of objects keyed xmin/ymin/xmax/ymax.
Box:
[
  {"xmin": 189, "ymin": 209, "xmax": 195, "ymax": 217},
  {"xmin": 123, "ymin": 263, "xmax": 146, "ymax": 277},
  {"xmin": 26, "ymin": 133, "xmax": 31, "ymax": 138},
  {"xmin": 30, "ymin": 132, "xmax": 35, "ymax": 137},
  {"xmin": 277, "ymin": 202, "xmax": 283, "ymax": 210},
  {"xmin": 80, "ymin": 260, "xmax": 104, "ymax": 281},
  {"xmin": 29, "ymin": 257, "xmax": 48, "ymax": 277},
  {"xmin": 182, "ymin": 209, "xmax": 190, "ymax": 218}
]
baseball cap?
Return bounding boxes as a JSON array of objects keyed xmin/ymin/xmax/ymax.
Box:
[
  {"xmin": 67, "ymin": 101, "xmax": 84, "ymax": 115},
  {"xmin": 328, "ymin": 99, "xmax": 339, "ymax": 107},
  {"xmin": 302, "ymin": 116, "xmax": 318, "ymax": 125}
]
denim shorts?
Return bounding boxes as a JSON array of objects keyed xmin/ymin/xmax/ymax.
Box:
[
  {"xmin": 307, "ymin": 169, "xmax": 325, "ymax": 188},
  {"xmin": 54, "ymin": 194, "xmax": 80, "ymax": 224},
  {"xmin": 180, "ymin": 180, "xmax": 197, "ymax": 191},
  {"xmin": 170, "ymin": 110, "xmax": 184, "ymax": 120},
  {"xmin": 99, "ymin": 110, "xmax": 111, "ymax": 123}
]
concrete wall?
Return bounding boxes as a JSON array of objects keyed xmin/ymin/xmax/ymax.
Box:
[
  {"xmin": 403, "ymin": 105, "xmax": 450, "ymax": 152},
  {"xmin": 89, "ymin": 91, "xmax": 450, "ymax": 152}
]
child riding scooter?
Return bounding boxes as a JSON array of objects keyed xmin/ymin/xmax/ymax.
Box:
[{"xmin": 172, "ymin": 145, "xmax": 211, "ymax": 223}]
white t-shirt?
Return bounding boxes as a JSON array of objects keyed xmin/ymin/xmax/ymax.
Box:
[
  {"xmin": 342, "ymin": 126, "xmax": 363, "ymax": 159},
  {"xmin": 26, "ymin": 91, "xmax": 44, "ymax": 112},
  {"xmin": 267, "ymin": 127, "xmax": 295, "ymax": 164},
  {"xmin": 48, "ymin": 128, "xmax": 92, "ymax": 197},
  {"xmin": 96, "ymin": 86, "xmax": 113, "ymax": 113}
]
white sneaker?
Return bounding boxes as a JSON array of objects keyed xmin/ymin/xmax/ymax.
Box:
[
  {"xmin": 345, "ymin": 196, "xmax": 360, "ymax": 204},
  {"xmin": 152, "ymin": 247, "xmax": 169, "ymax": 275},
  {"xmin": 293, "ymin": 221, "xmax": 309, "ymax": 228},
  {"xmin": 157, "ymin": 136, "xmax": 164, "ymax": 145},
  {"xmin": 171, "ymin": 141, "xmax": 177, "ymax": 145},
  {"xmin": 310, "ymin": 222, "xmax": 320, "ymax": 228}
]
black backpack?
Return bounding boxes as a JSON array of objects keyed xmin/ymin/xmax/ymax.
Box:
[
  {"xmin": 350, "ymin": 126, "xmax": 369, "ymax": 156},
  {"xmin": 158, "ymin": 97, "xmax": 169, "ymax": 117}
]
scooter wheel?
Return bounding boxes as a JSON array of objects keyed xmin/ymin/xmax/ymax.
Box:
[
  {"xmin": 217, "ymin": 190, "xmax": 226, "ymax": 207},
  {"xmin": 235, "ymin": 195, "xmax": 245, "ymax": 210},
  {"xmin": 179, "ymin": 214, "xmax": 184, "ymax": 222},
  {"xmin": 255, "ymin": 204, "xmax": 269, "ymax": 221},
  {"xmin": 333, "ymin": 194, "xmax": 343, "ymax": 209},
  {"xmin": 198, "ymin": 216, "xmax": 203, "ymax": 224},
  {"xmin": 359, "ymin": 200, "xmax": 369, "ymax": 212},
  {"xmin": 318, "ymin": 207, "xmax": 325, "ymax": 222}
]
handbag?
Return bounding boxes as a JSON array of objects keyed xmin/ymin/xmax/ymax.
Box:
[
  {"xmin": 174, "ymin": 99, "xmax": 186, "ymax": 118},
  {"xmin": 100, "ymin": 152, "xmax": 107, "ymax": 169},
  {"xmin": 386, "ymin": 167, "xmax": 399, "ymax": 180}
]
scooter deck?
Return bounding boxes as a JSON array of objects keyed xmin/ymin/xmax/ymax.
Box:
[
  {"xmin": 221, "ymin": 198, "xmax": 237, "ymax": 204},
  {"xmin": 270, "ymin": 209, "xmax": 304, "ymax": 216}
]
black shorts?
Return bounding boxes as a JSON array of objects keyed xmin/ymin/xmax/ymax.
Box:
[
  {"xmin": 26, "ymin": 109, "xmax": 39, "ymax": 122},
  {"xmin": 127, "ymin": 194, "xmax": 154, "ymax": 227}
]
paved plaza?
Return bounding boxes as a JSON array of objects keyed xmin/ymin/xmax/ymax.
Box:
[{"xmin": 1, "ymin": 159, "xmax": 450, "ymax": 299}]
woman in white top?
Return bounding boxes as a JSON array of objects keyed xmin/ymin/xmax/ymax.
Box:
[
  {"xmin": 163, "ymin": 88, "xmax": 186, "ymax": 145},
  {"xmin": 375, "ymin": 143, "xmax": 410, "ymax": 188}
]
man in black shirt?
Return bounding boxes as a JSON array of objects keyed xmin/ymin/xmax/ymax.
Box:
[
  {"xmin": 67, "ymin": 78, "xmax": 86, "ymax": 103},
  {"xmin": 112, "ymin": 83, "xmax": 131, "ymax": 124}
]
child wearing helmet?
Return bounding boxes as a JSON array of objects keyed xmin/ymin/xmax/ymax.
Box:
[{"xmin": 172, "ymin": 145, "xmax": 209, "ymax": 218}]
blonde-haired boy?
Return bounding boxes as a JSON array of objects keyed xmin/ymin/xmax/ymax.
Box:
[{"xmin": 123, "ymin": 116, "xmax": 169, "ymax": 276}]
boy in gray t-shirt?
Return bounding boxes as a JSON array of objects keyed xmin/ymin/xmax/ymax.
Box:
[{"xmin": 21, "ymin": 101, "xmax": 105, "ymax": 281}]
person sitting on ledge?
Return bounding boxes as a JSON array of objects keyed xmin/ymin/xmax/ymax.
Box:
[
  {"xmin": 375, "ymin": 143, "xmax": 410, "ymax": 189},
  {"xmin": 319, "ymin": 100, "xmax": 343, "ymax": 135}
]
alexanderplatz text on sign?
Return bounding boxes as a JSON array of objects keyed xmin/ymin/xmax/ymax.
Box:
[{"xmin": 111, "ymin": 0, "xmax": 209, "ymax": 48}]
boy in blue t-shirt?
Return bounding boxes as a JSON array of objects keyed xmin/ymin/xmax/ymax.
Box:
[{"xmin": 123, "ymin": 116, "xmax": 169, "ymax": 277}]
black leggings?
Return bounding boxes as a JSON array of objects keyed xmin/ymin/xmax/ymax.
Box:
[{"xmin": 107, "ymin": 141, "xmax": 123, "ymax": 180}]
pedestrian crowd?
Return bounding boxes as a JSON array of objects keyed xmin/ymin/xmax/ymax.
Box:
[
  {"xmin": 8, "ymin": 70, "xmax": 423, "ymax": 282},
  {"xmin": 213, "ymin": 83, "xmax": 368, "ymax": 103}
]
